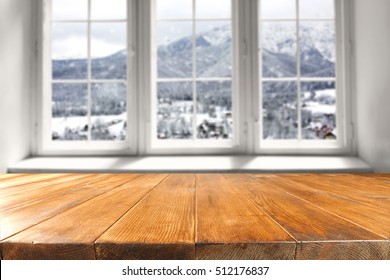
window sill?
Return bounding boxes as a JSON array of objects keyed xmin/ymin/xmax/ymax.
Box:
[{"xmin": 8, "ymin": 156, "xmax": 372, "ymax": 173}]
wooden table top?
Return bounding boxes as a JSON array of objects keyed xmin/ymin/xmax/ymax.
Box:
[{"xmin": 0, "ymin": 173, "xmax": 389, "ymax": 260}]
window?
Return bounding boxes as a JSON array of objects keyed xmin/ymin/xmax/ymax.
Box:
[
  {"xmin": 38, "ymin": 0, "xmax": 350, "ymax": 155},
  {"xmin": 258, "ymin": 0, "xmax": 343, "ymax": 151},
  {"xmin": 40, "ymin": 0, "xmax": 135, "ymax": 154},
  {"xmin": 148, "ymin": 0, "xmax": 239, "ymax": 153}
]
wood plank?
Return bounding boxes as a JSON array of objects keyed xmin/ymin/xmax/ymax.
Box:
[
  {"xmin": 295, "ymin": 241, "xmax": 390, "ymax": 260},
  {"xmin": 280, "ymin": 173, "xmax": 390, "ymax": 190},
  {"xmin": 355, "ymin": 174, "xmax": 390, "ymax": 180},
  {"xmin": 344, "ymin": 174, "xmax": 390, "ymax": 189},
  {"xmin": 307, "ymin": 174, "xmax": 390, "ymax": 194},
  {"xmin": 0, "ymin": 174, "xmax": 140, "ymax": 241},
  {"xmin": 304, "ymin": 174, "xmax": 390, "ymax": 209},
  {"xmin": 0, "ymin": 174, "xmax": 89, "ymax": 198},
  {"xmin": 224, "ymin": 174, "xmax": 387, "ymax": 260},
  {"xmin": 1, "ymin": 173, "xmax": 389, "ymax": 260},
  {"xmin": 0, "ymin": 174, "xmax": 66, "ymax": 189},
  {"xmin": 266, "ymin": 174, "xmax": 390, "ymax": 210},
  {"xmin": 95, "ymin": 174, "xmax": 196, "ymax": 260},
  {"xmin": 0, "ymin": 174, "xmax": 29, "ymax": 181},
  {"xmin": 1, "ymin": 174, "xmax": 168, "ymax": 260},
  {"xmin": 247, "ymin": 175, "xmax": 390, "ymax": 241},
  {"xmin": 262, "ymin": 175, "xmax": 390, "ymax": 238},
  {"xmin": 0, "ymin": 174, "xmax": 108, "ymax": 213},
  {"xmin": 196, "ymin": 174, "xmax": 295, "ymax": 260}
]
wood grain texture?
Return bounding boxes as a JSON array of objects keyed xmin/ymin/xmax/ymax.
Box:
[
  {"xmin": 196, "ymin": 174, "xmax": 295, "ymax": 260},
  {"xmin": 1, "ymin": 174, "xmax": 167, "ymax": 260},
  {"xmin": 356, "ymin": 175, "xmax": 390, "ymax": 191},
  {"xmin": 297, "ymin": 174, "xmax": 390, "ymax": 203},
  {"xmin": 196, "ymin": 243, "xmax": 296, "ymax": 260},
  {"xmin": 0, "ymin": 174, "xmax": 88, "ymax": 198},
  {"xmin": 95, "ymin": 174, "xmax": 196, "ymax": 260},
  {"xmin": 1, "ymin": 243, "xmax": 96, "ymax": 260},
  {"xmin": 0, "ymin": 174, "xmax": 65, "ymax": 189},
  {"xmin": 225, "ymin": 174, "xmax": 384, "ymax": 239},
  {"xmin": 310, "ymin": 174, "xmax": 390, "ymax": 210},
  {"xmin": 1, "ymin": 174, "xmax": 389, "ymax": 260},
  {"xmin": 295, "ymin": 241, "xmax": 390, "ymax": 260},
  {"xmin": 0, "ymin": 174, "xmax": 29, "ymax": 181},
  {"xmin": 0, "ymin": 174, "xmax": 107, "ymax": 213},
  {"xmin": 96, "ymin": 243, "xmax": 194, "ymax": 260},
  {"xmin": 226, "ymin": 175, "xmax": 388, "ymax": 259},
  {"xmin": 254, "ymin": 175, "xmax": 390, "ymax": 239},
  {"xmin": 0, "ymin": 174, "xmax": 140, "ymax": 240}
]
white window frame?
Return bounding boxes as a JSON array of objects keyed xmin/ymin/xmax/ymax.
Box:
[
  {"xmin": 252, "ymin": 0, "xmax": 353, "ymax": 154},
  {"xmin": 139, "ymin": 0, "xmax": 246, "ymax": 155},
  {"xmin": 35, "ymin": 0, "xmax": 353, "ymax": 156},
  {"xmin": 37, "ymin": 0, "xmax": 137, "ymax": 155}
]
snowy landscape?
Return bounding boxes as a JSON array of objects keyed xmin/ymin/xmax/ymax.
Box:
[
  {"xmin": 261, "ymin": 21, "xmax": 337, "ymax": 140},
  {"xmin": 52, "ymin": 20, "xmax": 336, "ymax": 141},
  {"xmin": 51, "ymin": 81, "xmax": 127, "ymax": 141}
]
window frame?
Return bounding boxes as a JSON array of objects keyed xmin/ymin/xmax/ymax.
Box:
[
  {"xmin": 37, "ymin": 0, "xmax": 138, "ymax": 155},
  {"xmin": 251, "ymin": 0, "xmax": 353, "ymax": 154},
  {"xmin": 35, "ymin": 0, "xmax": 353, "ymax": 156},
  {"xmin": 140, "ymin": 0, "xmax": 245, "ymax": 155}
]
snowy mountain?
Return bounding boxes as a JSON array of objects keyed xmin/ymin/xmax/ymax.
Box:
[
  {"xmin": 52, "ymin": 22, "xmax": 336, "ymax": 141},
  {"xmin": 52, "ymin": 50, "xmax": 127, "ymax": 80},
  {"xmin": 261, "ymin": 21, "xmax": 335, "ymax": 78},
  {"xmin": 157, "ymin": 24, "xmax": 233, "ymax": 78},
  {"xmin": 53, "ymin": 22, "xmax": 335, "ymax": 81},
  {"xmin": 52, "ymin": 22, "xmax": 336, "ymax": 118}
]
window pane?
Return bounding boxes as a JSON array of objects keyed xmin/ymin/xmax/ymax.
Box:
[
  {"xmin": 157, "ymin": 82, "xmax": 193, "ymax": 139},
  {"xmin": 157, "ymin": 0, "xmax": 192, "ymax": 20},
  {"xmin": 262, "ymin": 22, "xmax": 297, "ymax": 78},
  {"xmin": 91, "ymin": 23, "xmax": 127, "ymax": 79},
  {"xmin": 300, "ymin": 0, "xmax": 334, "ymax": 19},
  {"xmin": 301, "ymin": 81, "xmax": 336, "ymax": 140},
  {"xmin": 196, "ymin": 21, "xmax": 232, "ymax": 78},
  {"xmin": 263, "ymin": 82, "xmax": 298, "ymax": 140},
  {"xmin": 52, "ymin": 23, "xmax": 88, "ymax": 80},
  {"xmin": 52, "ymin": 0, "xmax": 88, "ymax": 21},
  {"xmin": 196, "ymin": 0, "xmax": 231, "ymax": 19},
  {"xmin": 300, "ymin": 22, "xmax": 335, "ymax": 77},
  {"xmin": 52, "ymin": 83, "xmax": 88, "ymax": 141},
  {"xmin": 91, "ymin": 83, "xmax": 127, "ymax": 141},
  {"xmin": 197, "ymin": 81, "xmax": 233, "ymax": 139},
  {"xmin": 91, "ymin": 0, "xmax": 127, "ymax": 20},
  {"xmin": 157, "ymin": 22, "xmax": 193, "ymax": 78},
  {"xmin": 261, "ymin": 0, "xmax": 296, "ymax": 19}
]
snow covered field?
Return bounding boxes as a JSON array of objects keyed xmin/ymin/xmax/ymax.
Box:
[
  {"xmin": 52, "ymin": 113, "xmax": 127, "ymax": 141},
  {"xmin": 157, "ymin": 100, "xmax": 233, "ymax": 140}
]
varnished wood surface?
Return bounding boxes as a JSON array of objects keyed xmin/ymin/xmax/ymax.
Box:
[
  {"xmin": 196, "ymin": 174, "xmax": 295, "ymax": 260},
  {"xmin": 0, "ymin": 174, "xmax": 139, "ymax": 240},
  {"xmin": 95, "ymin": 174, "xmax": 196, "ymax": 260},
  {"xmin": 1, "ymin": 174, "xmax": 389, "ymax": 260}
]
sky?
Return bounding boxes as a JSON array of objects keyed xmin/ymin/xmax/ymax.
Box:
[
  {"xmin": 52, "ymin": 0, "xmax": 126, "ymax": 20},
  {"xmin": 156, "ymin": 0, "xmax": 231, "ymax": 19},
  {"xmin": 156, "ymin": 21, "xmax": 231, "ymax": 45},
  {"xmin": 261, "ymin": 0, "xmax": 334, "ymax": 19},
  {"xmin": 51, "ymin": 0, "xmax": 334, "ymax": 59},
  {"xmin": 52, "ymin": 0, "xmax": 127, "ymax": 59}
]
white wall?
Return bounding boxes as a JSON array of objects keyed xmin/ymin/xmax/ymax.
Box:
[
  {"xmin": 0, "ymin": 0, "xmax": 34, "ymax": 173},
  {"xmin": 354, "ymin": 0, "xmax": 390, "ymax": 173}
]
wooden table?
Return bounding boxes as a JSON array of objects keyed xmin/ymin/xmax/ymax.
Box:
[{"xmin": 0, "ymin": 173, "xmax": 389, "ymax": 260}]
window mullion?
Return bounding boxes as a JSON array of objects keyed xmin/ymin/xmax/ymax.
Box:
[
  {"xmin": 87, "ymin": 0, "xmax": 92, "ymax": 142},
  {"xmin": 192, "ymin": 0, "xmax": 197, "ymax": 141},
  {"xmin": 296, "ymin": 0, "xmax": 302, "ymax": 141}
]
